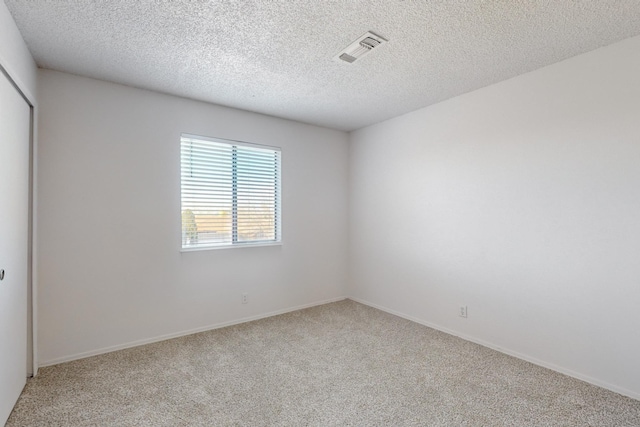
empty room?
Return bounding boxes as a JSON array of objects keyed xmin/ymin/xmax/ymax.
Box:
[{"xmin": 1, "ymin": 1, "xmax": 640, "ymax": 425}]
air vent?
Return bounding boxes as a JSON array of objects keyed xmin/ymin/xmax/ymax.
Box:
[{"xmin": 334, "ymin": 31, "xmax": 388, "ymax": 64}]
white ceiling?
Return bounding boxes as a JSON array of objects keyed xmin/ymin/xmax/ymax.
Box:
[{"xmin": 6, "ymin": 1, "xmax": 640, "ymax": 131}]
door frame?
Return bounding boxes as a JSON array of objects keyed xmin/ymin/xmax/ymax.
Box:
[{"xmin": 0, "ymin": 61, "xmax": 37, "ymax": 377}]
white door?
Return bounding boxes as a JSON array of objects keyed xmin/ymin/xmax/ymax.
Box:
[{"xmin": 0, "ymin": 71, "xmax": 30, "ymax": 424}]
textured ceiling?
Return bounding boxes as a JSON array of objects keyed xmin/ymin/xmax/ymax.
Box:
[{"xmin": 6, "ymin": 1, "xmax": 640, "ymax": 131}]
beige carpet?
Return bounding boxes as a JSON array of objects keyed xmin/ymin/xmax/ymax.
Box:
[{"xmin": 7, "ymin": 300, "xmax": 640, "ymax": 426}]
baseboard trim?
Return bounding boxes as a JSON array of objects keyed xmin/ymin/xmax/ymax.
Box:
[
  {"xmin": 348, "ymin": 296, "xmax": 640, "ymax": 401},
  {"xmin": 40, "ymin": 296, "xmax": 347, "ymax": 367}
]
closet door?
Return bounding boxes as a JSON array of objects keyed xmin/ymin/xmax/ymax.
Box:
[{"xmin": 0, "ymin": 71, "xmax": 30, "ymax": 424}]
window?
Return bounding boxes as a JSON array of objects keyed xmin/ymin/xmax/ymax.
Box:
[{"xmin": 181, "ymin": 134, "xmax": 281, "ymax": 250}]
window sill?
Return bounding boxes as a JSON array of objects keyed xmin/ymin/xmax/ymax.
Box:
[{"xmin": 180, "ymin": 241, "xmax": 282, "ymax": 252}]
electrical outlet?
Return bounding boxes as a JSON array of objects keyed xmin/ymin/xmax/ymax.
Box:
[
  {"xmin": 459, "ymin": 305, "xmax": 467, "ymax": 318},
  {"xmin": 242, "ymin": 293, "xmax": 248, "ymax": 304}
]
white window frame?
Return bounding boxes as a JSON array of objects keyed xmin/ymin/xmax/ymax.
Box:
[{"xmin": 180, "ymin": 133, "xmax": 282, "ymax": 251}]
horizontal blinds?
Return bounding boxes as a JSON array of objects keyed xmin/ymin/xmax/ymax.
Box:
[{"xmin": 181, "ymin": 136, "xmax": 281, "ymax": 249}]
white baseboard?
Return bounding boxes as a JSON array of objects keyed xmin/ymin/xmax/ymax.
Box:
[
  {"xmin": 40, "ymin": 296, "xmax": 347, "ymax": 367},
  {"xmin": 348, "ymin": 296, "xmax": 640, "ymax": 401}
]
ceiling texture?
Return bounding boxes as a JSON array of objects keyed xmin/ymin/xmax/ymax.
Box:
[{"xmin": 6, "ymin": 1, "xmax": 640, "ymax": 131}]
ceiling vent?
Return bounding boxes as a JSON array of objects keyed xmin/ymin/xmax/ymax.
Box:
[{"xmin": 334, "ymin": 31, "xmax": 388, "ymax": 64}]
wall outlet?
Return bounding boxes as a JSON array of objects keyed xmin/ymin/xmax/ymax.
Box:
[
  {"xmin": 242, "ymin": 293, "xmax": 248, "ymax": 304},
  {"xmin": 459, "ymin": 305, "xmax": 467, "ymax": 318}
]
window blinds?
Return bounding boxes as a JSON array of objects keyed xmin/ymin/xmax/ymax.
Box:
[{"xmin": 181, "ymin": 135, "xmax": 281, "ymax": 249}]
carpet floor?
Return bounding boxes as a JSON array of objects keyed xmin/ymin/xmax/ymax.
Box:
[{"xmin": 7, "ymin": 300, "xmax": 640, "ymax": 426}]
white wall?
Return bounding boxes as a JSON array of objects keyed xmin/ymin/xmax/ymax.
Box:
[
  {"xmin": 0, "ymin": 1, "xmax": 36, "ymax": 98},
  {"xmin": 349, "ymin": 35, "xmax": 640, "ymax": 398},
  {"xmin": 37, "ymin": 69, "xmax": 349, "ymax": 365}
]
